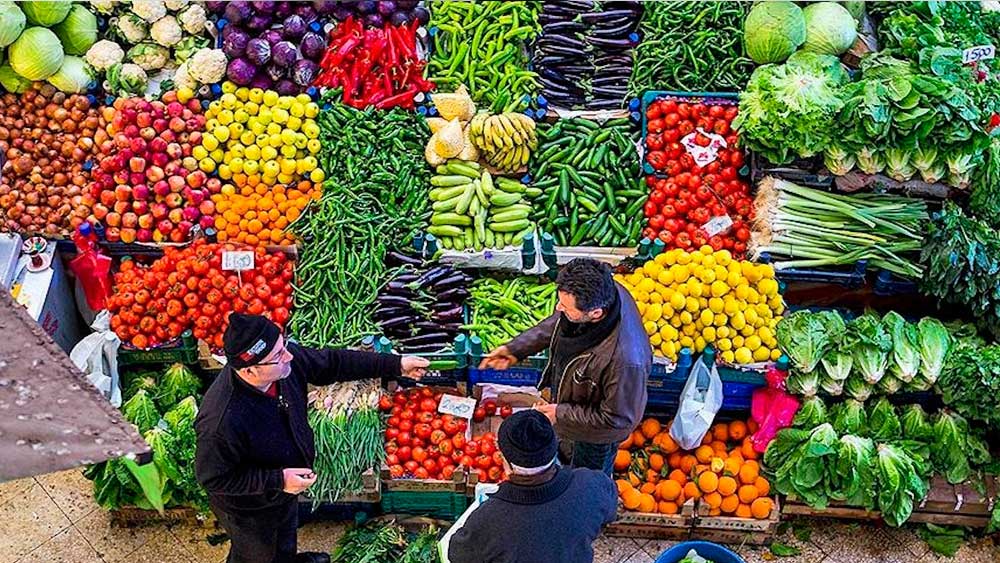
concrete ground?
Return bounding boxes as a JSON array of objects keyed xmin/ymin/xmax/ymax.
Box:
[{"xmin": 1, "ymin": 469, "xmax": 997, "ymax": 563}]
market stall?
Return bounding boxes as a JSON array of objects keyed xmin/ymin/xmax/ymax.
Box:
[{"xmin": 2, "ymin": 1, "xmax": 1000, "ymax": 560}]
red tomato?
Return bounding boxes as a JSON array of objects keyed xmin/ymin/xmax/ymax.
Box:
[
  {"xmin": 492, "ymin": 452, "xmax": 504, "ymax": 466},
  {"xmin": 452, "ymin": 434, "xmax": 466, "ymax": 450},
  {"xmin": 464, "ymin": 441, "xmax": 480, "ymax": 456},
  {"xmin": 430, "ymin": 430, "xmax": 447, "ymax": 445},
  {"xmin": 385, "ymin": 427, "xmax": 399, "ymax": 441},
  {"xmin": 648, "ymin": 214, "xmax": 665, "ymax": 230},
  {"xmin": 422, "ymin": 458, "xmax": 438, "ymax": 473},
  {"xmin": 441, "ymin": 465, "xmax": 456, "ymax": 479},
  {"xmin": 397, "ymin": 446, "xmax": 412, "ymax": 462},
  {"xmin": 400, "ymin": 409, "xmax": 415, "ymax": 421},
  {"xmin": 439, "ymin": 440, "xmax": 454, "ymax": 456},
  {"xmin": 647, "ymin": 118, "xmax": 665, "ymax": 133},
  {"xmin": 488, "ymin": 466, "xmax": 504, "ymax": 482},
  {"xmin": 646, "ymin": 150, "xmax": 667, "ymax": 170},
  {"xmin": 414, "ymin": 423, "xmax": 432, "ymax": 440},
  {"xmin": 443, "ymin": 419, "xmax": 462, "ymax": 436},
  {"xmin": 417, "ymin": 411, "xmax": 434, "ymax": 424},
  {"xmin": 473, "ymin": 407, "xmax": 487, "ymax": 422},
  {"xmin": 420, "ymin": 398, "xmax": 438, "ymax": 413},
  {"xmin": 480, "ymin": 441, "xmax": 496, "ymax": 456},
  {"xmin": 397, "ymin": 431, "xmax": 412, "ymax": 447},
  {"xmin": 389, "ymin": 465, "xmax": 404, "ymax": 478},
  {"xmin": 414, "ymin": 467, "xmax": 429, "ymax": 479},
  {"xmin": 643, "ymin": 200, "xmax": 659, "ymax": 217},
  {"xmin": 412, "ymin": 447, "xmax": 428, "ymax": 463},
  {"xmin": 647, "ymin": 133, "xmax": 665, "ymax": 150}
]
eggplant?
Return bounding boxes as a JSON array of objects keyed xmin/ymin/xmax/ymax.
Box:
[
  {"xmin": 587, "ymin": 37, "xmax": 634, "ymax": 49},
  {"xmin": 398, "ymin": 332, "xmax": 453, "ymax": 347},
  {"xmin": 431, "ymin": 273, "xmax": 470, "ymax": 292},
  {"xmin": 376, "ymin": 295, "xmax": 413, "ymax": 308},
  {"xmin": 386, "ymin": 281, "xmax": 420, "ymax": 294},
  {"xmin": 386, "ymin": 250, "xmax": 423, "ymax": 267},
  {"xmin": 436, "ymin": 287, "xmax": 470, "ymax": 302},
  {"xmin": 389, "ymin": 272, "xmax": 421, "ymax": 284},
  {"xmin": 398, "ymin": 343, "xmax": 452, "ymax": 353},
  {"xmin": 412, "ymin": 266, "xmax": 452, "ymax": 289},
  {"xmin": 582, "ymin": 9, "xmax": 641, "ymax": 22},
  {"xmin": 432, "ymin": 304, "xmax": 464, "ymax": 319},
  {"xmin": 377, "ymin": 315, "xmax": 419, "ymax": 330}
]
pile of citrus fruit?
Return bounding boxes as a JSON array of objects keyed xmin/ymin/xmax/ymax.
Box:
[
  {"xmin": 615, "ymin": 246, "xmax": 785, "ymax": 363},
  {"xmin": 614, "ymin": 418, "xmax": 774, "ymax": 520},
  {"xmin": 211, "ymin": 179, "xmax": 320, "ymax": 245}
]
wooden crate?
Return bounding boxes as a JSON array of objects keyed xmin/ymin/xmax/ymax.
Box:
[
  {"xmin": 380, "ymin": 465, "xmax": 471, "ymax": 494},
  {"xmin": 110, "ymin": 506, "xmax": 211, "ymax": 528},
  {"xmin": 691, "ymin": 496, "xmax": 780, "ymax": 545},
  {"xmin": 604, "ymin": 500, "xmax": 695, "ymax": 540},
  {"xmin": 197, "ymin": 340, "xmax": 225, "ymax": 373},
  {"xmin": 782, "ymin": 475, "xmax": 998, "ymax": 528}
]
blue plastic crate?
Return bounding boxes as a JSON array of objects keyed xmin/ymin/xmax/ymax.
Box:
[
  {"xmin": 758, "ymin": 252, "xmax": 869, "ymax": 289},
  {"xmin": 467, "ymin": 352, "xmax": 547, "ymax": 388},
  {"xmin": 873, "ymin": 270, "xmax": 919, "ymax": 296},
  {"xmin": 656, "ymin": 541, "xmax": 745, "ymax": 563}
]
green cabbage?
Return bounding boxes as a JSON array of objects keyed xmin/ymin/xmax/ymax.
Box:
[
  {"xmin": 0, "ymin": 1, "xmax": 25, "ymax": 48},
  {"xmin": 830, "ymin": 399, "xmax": 868, "ymax": 436},
  {"xmin": 867, "ymin": 397, "xmax": 901, "ymax": 442},
  {"xmin": 770, "ymin": 423, "xmax": 839, "ymax": 509},
  {"xmin": 47, "ymin": 56, "xmax": 93, "ymax": 93},
  {"xmin": 9, "ymin": 26, "xmax": 64, "ymax": 80},
  {"xmin": 0, "ymin": 63, "xmax": 31, "ymax": 93},
  {"xmin": 802, "ymin": 2, "xmax": 858, "ymax": 56},
  {"xmin": 21, "ymin": 0, "xmax": 71, "ymax": 26},
  {"xmin": 121, "ymin": 389, "xmax": 161, "ymax": 433},
  {"xmin": 53, "ymin": 4, "xmax": 97, "ymax": 56},
  {"xmin": 776, "ymin": 310, "xmax": 845, "ymax": 374},
  {"xmin": 743, "ymin": 1, "xmax": 806, "ymax": 64},
  {"xmin": 792, "ymin": 396, "xmax": 828, "ymax": 428}
]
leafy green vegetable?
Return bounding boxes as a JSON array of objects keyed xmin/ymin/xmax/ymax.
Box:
[
  {"xmin": 916, "ymin": 524, "xmax": 965, "ymax": 557},
  {"xmin": 844, "ymin": 372, "xmax": 873, "ymax": 401},
  {"xmin": 770, "ymin": 424, "xmax": 839, "ymax": 509},
  {"xmin": 743, "ymin": 1, "xmax": 806, "ymax": 64},
  {"xmin": 121, "ymin": 389, "xmax": 160, "ymax": 433},
  {"xmin": 777, "ymin": 310, "xmax": 845, "ymax": 374},
  {"xmin": 867, "ymin": 398, "xmax": 901, "ymax": 442},
  {"xmin": 156, "ymin": 363, "xmax": 201, "ymax": 411},
  {"xmin": 769, "ymin": 542, "xmax": 802, "ymax": 557},
  {"xmin": 792, "ymin": 396, "xmax": 828, "ymax": 428},
  {"xmin": 874, "ymin": 442, "xmax": 930, "ymax": 527},
  {"xmin": 900, "ymin": 405, "xmax": 934, "ymax": 442},
  {"xmin": 883, "ymin": 311, "xmax": 921, "ymax": 393},
  {"xmin": 53, "ymin": 4, "xmax": 98, "ymax": 56},
  {"xmin": 830, "ymin": 399, "xmax": 868, "ymax": 436},
  {"xmin": 0, "ymin": 1, "xmax": 25, "ymax": 48},
  {"xmin": 9, "ymin": 26, "xmax": 64, "ymax": 81},
  {"xmin": 46, "ymin": 55, "xmax": 93, "ymax": 93},
  {"xmin": 850, "ymin": 313, "xmax": 892, "ymax": 385},
  {"xmin": 802, "ymin": 2, "xmax": 858, "ymax": 56},
  {"xmin": 831, "ymin": 434, "xmax": 876, "ymax": 508},
  {"xmin": 913, "ymin": 317, "xmax": 950, "ymax": 391}
]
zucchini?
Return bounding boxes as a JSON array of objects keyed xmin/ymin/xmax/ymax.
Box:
[
  {"xmin": 431, "ymin": 175, "xmax": 475, "ymax": 187},
  {"xmin": 489, "ymin": 192, "xmax": 521, "ymax": 207},
  {"xmin": 489, "ymin": 218, "xmax": 531, "ymax": 232},
  {"xmin": 431, "ymin": 213, "xmax": 473, "ymax": 226},
  {"xmin": 455, "ymin": 183, "xmax": 476, "ymax": 215},
  {"xmin": 427, "ymin": 225, "xmax": 464, "ymax": 237},
  {"xmin": 491, "ymin": 208, "xmax": 531, "ymax": 223},
  {"xmin": 431, "ymin": 184, "xmax": 471, "ymax": 202}
]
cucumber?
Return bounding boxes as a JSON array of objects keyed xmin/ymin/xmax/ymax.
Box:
[
  {"xmin": 464, "ymin": 228, "xmax": 474, "ymax": 249},
  {"xmin": 432, "ymin": 197, "xmax": 460, "ymax": 212},
  {"xmin": 524, "ymin": 186, "xmax": 543, "ymax": 198},
  {"xmin": 427, "ymin": 225, "xmax": 464, "ymax": 237},
  {"xmin": 431, "ymin": 184, "xmax": 470, "ymax": 202},
  {"xmin": 431, "ymin": 175, "xmax": 474, "ymax": 187},
  {"xmin": 431, "ymin": 213, "xmax": 473, "ymax": 226},
  {"xmin": 484, "ymin": 228, "xmax": 495, "ymax": 248},
  {"xmin": 496, "ymin": 179, "xmax": 526, "ymax": 193},
  {"xmin": 491, "ymin": 208, "xmax": 531, "ymax": 223},
  {"xmin": 455, "ymin": 183, "xmax": 476, "ymax": 215},
  {"xmin": 446, "ymin": 162, "xmax": 481, "ymax": 178},
  {"xmin": 475, "ymin": 208, "xmax": 487, "ymax": 242},
  {"xmin": 469, "ymin": 192, "xmax": 481, "ymax": 216},
  {"xmin": 489, "ymin": 219, "xmax": 530, "ymax": 232},
  {"xmin": 480, "ymin": 170, "xmax": 495, "ymax": 196},
  {"xmin": 489, "ymin": 192, "xmax": 521, "ymax": 207},
  {"xmin": 475, "ymin": 178, "xmax": 488, "ymax": 207}
]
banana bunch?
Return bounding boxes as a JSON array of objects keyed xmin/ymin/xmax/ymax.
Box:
[{"xmin": 468, "ymin": 112, "xmax": 538, "ymax": 173}]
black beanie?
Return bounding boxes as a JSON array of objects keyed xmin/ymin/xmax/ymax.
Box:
[
  {"xmin": 498, "ymin": 410, "xmax": 558, "ymax": 469},
  {"xmin": 224, "ymin": 313, "xmax": 281, "ymax": 368}
]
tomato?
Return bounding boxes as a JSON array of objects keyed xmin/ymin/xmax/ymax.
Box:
[
  {"xmin": 480, "ymin": 440, "xmax": 496, "ymax": 456},
  {"xmin": 464, "ymin": 441, "xmax": 480, "ymax": 456},
  {"xmin": 452, "ymin": 434, "xmax": 466, "ymax": 449},
  {"xmin": 735, "ymin": 227, "xmax": 751, "ymax": 242},
  {"xmin": 247, "ymin": 299, "xmax": 265, "ymax": 315},
  {"xmin": 473, "ymin": 407, "xmax": 486, "ymax": 422},
  {"xmin": 414, "ymin": 423, "xmax": 432, "ymax": 440},
  {"xmin": 430, "ymin": 430, "xmax": 447, "ymax": 445},
  {"xmin": 385, "ymin": 427, "xmax": 399, "ymax": 441},
  {"xmin": 438, "ymin": 440, "xmax": 454, "ymax": 456},
  {"xmin": 431, "ymin": 418, "xmax": 444, "ymax": 431},
  {"xmin": 420, "ymin": 398, "xmax": 438, "ymax": 413},
  {"xmin": 393, "ymin": 392, "xmax": 407, "ymax": 405},
  {"xmin": 648, "ymin": 214, "xmax": 665, "ymax": 230},
  {"xmin": 676, "ymin": 232, "xmax": 692, "ymax": 248},
  {"xmin": 643, "ymin": 200, "xmax": 660, "ymax": 217},
  {"xmin": 476, "ymin": 455, "xmax": 493, "ymax": 470},
  {"xmin": 443, "ymin": 419, "xmax": 462, "ymax": 436},
  {"xmin": 647, "ymin": 118, "xmax": 665, "ymax": 133},
  {"xmin": 647, "ymin": 133, "xmax": 665, "ymax": 150},
  {"xmin": 422, "ymin": 458, "xmax": 438, "ymax": 473},
  {"xmin": 492, "ymin": 452, "xmax": 504, "ymax": 466},
  {"xmin": 441, "ymin": 465, "xmax": 456, "ymax": 479},
  {"xmin": 420, "ymin": 388, "xmax": 434, "ymax": 398},
  {"xmin": 417, "ymin": 411, "xmax": 434, "ymax": 424},
  {"xmin": 412, "ymin": 447, "xmax": 428, "ymax": 463},
  {"xmin": 400, "ymin": 408, "xmax": 415, "ymax": 421},
  {"xmin": 663, "ymin": 112, "xmax": 680, "ymax": 128},
  {"xmin": 488, "ymin": 466, "xmax": 504, "ymax": 482},
  {"xmin": 389, "ymin": 465, "xmax": 404, "ymax": 478},
  {"xmin": 646, "ymin": 150, "xmax": 667, "ymax": 170},
  {"xmin": 397, "ymin": 446, "xmax": 412, "ymax": 462},
  {"xmin": 414, "ymin": 467, "xmax": 429, "ymax": 479}
]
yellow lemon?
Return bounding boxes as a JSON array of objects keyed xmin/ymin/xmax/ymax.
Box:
[
  {"xmin": 683, "ymin": 324, "xmax": 697, "ymax": 337},
  {"xmin": 637, "ymin": 278, "xmax": 657, "ymax": 294},
  {"xmin": 717, "ymin": 338, "xmax": 732, "ymax": 351},
  {"xmin": 715, "ymin": 250, "xmax": 732, "ymax": 266},
  {"xmin": 745, "ymin": 308, "xmax": 759, "ymax": 327},
  {"xmin": 700, "ymin": 309, "xmax": 715, "ymax": 326},
  {"xmin": 643, "ymin": 321, "xmax": 658, "ymax": 336},
  {"xmin": 717, "ymin": 326, "xmax": 731, "ymax": 339},
  {"xmin": 688, "ymin": 280, "xmax": 703, "ymax": 298},
  {"xmin": 661, "ymin": 341, "xmax": 677, "ymax": 359},
  {"xmin": 735, "ymin": 347, "xmax": 753, "ymax": 364},
  {"xmin": 711, "ymin": 281, "xmax": 729, "ymax": 297},
  {"xmin": 670, "ymin": 292, "xmax": 686, "ymax": 311},
  {"xmin": 735, "ymin": 285, "xmax": 750, "ymax": 301},
  {"xmin": 649, "ymin": 292, "xmax": 663, "ymax": 305},
  {"xmin": 745, "ymin": 335, "xmax": 762, "ymax": 351},
  {"xmin": 695, "ymin": 337, "xmax": 707, "ymax": 352},
  {"xmin": 771, "ymin": 348, "xmax": 783, "ymax": 361},
  {"xmin": 685, "ymin": 297, "xmax": 700, "ymax": 313},
  {"xmin": 645, "ymin": 303, "xmax": 663, "ymax": 322},
  {"xmin": 714, "ymin": 313, "xmax": 728, "ymax": 327},
  {"xmin": 676, "ymin": 251, "xmax": 691, "ymax": 265},
  {"xmin": 702, "ymin": 326, "xmax": 717, "ymax": 342},
  {"xmin": 731, "ymin": 312, "xmax": 746, "ymax": 330},
  {"xmin": 754, "ymin": 347, "xmax": 771, "ymax": 362},
  {"xmin": 643, "ymin": 261, "xmax": 663, "ymax": 278},
  {"xmin": 709, "ymin": 297, "xmax": 725, "ymax": 314},
  {"xmin": 680, "ymin": 311, "xmax": 693, "ymax": 326},
  {"xmin": 673, "ymin": 264, "xmax": 690, "ymax": 283},
  {"xmin": 722, "ymin": 350, "xmax": 736, "ymax": 364},
  {"xmin": 650, "ymin": 333, "xmax": 662, "ymax": 347},
  {"xmin": 679, "ymin": 336, "xmax": 695, "ymax": 349}
]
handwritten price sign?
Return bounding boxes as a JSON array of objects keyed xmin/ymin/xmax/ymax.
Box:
[
  {"xmin": 963, "ymin": 45, "xmax": 996, "ymax": 64},
  {"xmin": 221, "ymin": 251, "xmax": 255, "ymax": 271}
]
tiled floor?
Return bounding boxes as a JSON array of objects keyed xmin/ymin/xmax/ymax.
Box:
[{"xmin": 1, "ymin": 470, "xmax": 998, "ymax": 562}]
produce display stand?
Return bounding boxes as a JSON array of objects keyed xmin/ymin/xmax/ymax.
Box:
[
  {"xmin": 379, "ymin": 466, "xmax": 472, "ymax": 521},
  {"xmin": 691, "ymin": 496, "xmax": 780, "ymax": 546},
  {"xmin": 782, "ymin": 476, "xmax": 999, "ymax": 529},
  {"xmin": 604, "ymin": 500, "xmax": 696, "ymax": 541}
]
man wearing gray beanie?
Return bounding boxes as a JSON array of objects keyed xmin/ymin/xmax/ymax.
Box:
[{"xmin": 447, "ymin": 410, "xmax": 617, "ymax": 563}]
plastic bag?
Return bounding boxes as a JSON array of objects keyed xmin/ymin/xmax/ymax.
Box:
[
  {"xmin": 750, "ymin": 359, "xmax": 800, "ymax": 453},
  {"xmin": 69, "ymin": 310, "xmax": 122, "ymax": 407},
  {"xmin": 669, "ymin": 351, "xmax": 723, "ymax": 450}
]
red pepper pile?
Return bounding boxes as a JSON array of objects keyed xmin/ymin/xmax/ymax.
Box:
[
  {"xmin": 642, "ymin": 98, "xmax": 753, "ymax": 256},
  {"xmin": 315, "ymin": 17, "xmax": 433, "ymax": 110},
  {"xmin": 108, "ymin": 241, "xmax": 293, "ymax": 350}
]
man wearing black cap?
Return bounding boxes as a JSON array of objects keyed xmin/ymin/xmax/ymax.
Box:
[
  {"xmin": 195, "ymin": 313, "xmax": 429, "ymax": 563},
  {"xmin": 446, "ymin": 410, "xmax": 617, "ymax": 563},
  {"xmin": 480, "ymin": 258, "xmax": 651, "ymax": 475}
]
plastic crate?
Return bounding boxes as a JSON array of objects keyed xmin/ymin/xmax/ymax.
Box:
[
  {"xmin": 758, "ymin": 252, "xmax": 869, "ymax": 289},
  {"xmin": 873, "ymin": 270, "xmax": 919, "ymax": 296},
  {"xmin": 749, "ymin": 152, "xmax": 834, "ymax": 189},
  {"xmin": 467, "ymin": 334, "xmax": 548, "ymax": 388},
  {"xmin": 380, "ymin": 490, "xmax": 469, "ymax": 521},
  {"xmin": 376, "ymin": 335, "xmax": 469, "ymax": 386},
  {"xmin": 118, "ymin": 330, "xmax": 198, "ymax": 367},
  {"xmin": 640, "ymin": 91, "xmax": 739, "ymax": 176}
]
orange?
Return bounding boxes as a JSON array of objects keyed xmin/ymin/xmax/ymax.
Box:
[
  {"xmin": 738, "ymin": 485, "xmax": 759, "ymax": 504},
  {"xmin": 698, "ymin": 472, "xmax": 719, "ymax": 493},
  {"xmin": 638, "ymin": 493, "xmax": 657, "ymax": 513},
  {"xmin": 695, "ymin": 445, "xmax": 715, "ymax": 463},
  {"xmin": 703, "ymin": 491, "xmax": 722, "ymax": 509},
  {"xmin": 701, "ymin": 432, "xmax": 714, "ymax": 445},
  {"xmin": 717, "ymin": 476, "xmax": 738, "ymax": 497},
  {"xmin": 735, "ymin": 503, "xmax": 753, "ymax": 518},
  {"xmin": 640, "ymin": 482, "xmax": 656, "ymax": 495},
  {"xmin": 723, "ymin": 457, "xmax": 743, "ymax": 477},
  {"xmin": 741, "ymin": 437, "xmax": 759, "ymax": 460},
  {"xmin": 641, "ymin": 418, "xmax": 662, "ymax": 439},
  {"xmin": 754, "ymin": 477, "xmax": 771, "ymax": 496},
  {"xmin": 739, "ymin": 461, "xmax": 760, "ymax": 484},
  {"xmin": 720, "ymin": 495, "xmax": 739, "ymax": 514},
  {"xmin": 615, "ymin": 479, "xmax": 630, "ymax": 495},
  {"xmin": 668, "ymin": 469, "xmax": 687, "ymax": 485},
  {"xmin": 622, "ymin": 487, "xmax": 641, "ymax": 510},
  {"xmin": 751, "ymin": 497, "xmax": 773, "ymax": 519},
  {"xmin": 631, "ymin": 430, "xmax": 647, "ymax": 448},
  {"xmin": 708, "ymin": 508, "xmax": 721, "ymax": 516},
  {"xmin": 729, "ymin": 420, "xmax": 748, "ymax": 441},
  {"xmin": 712, "ymin": 423, "xmax": 729, "ymax": 442},
  {"xmin": 680, "ymin": 455, "xmax": 697, "ymax": 474},
  {"xmin": 710, "ymin": 440, "xmax": 728, "ymax": 454},
  {"xmin": 658, "ymin": 501, "xmax": 679, "ymax": 515},
  {"xmin": 668, "ymin": 451, "xmax": 683, "ymax": 469},
  {"xmin": 649, "ymin": 453, "xmax": 665, "ymax": 472},
  {"xmin": 657, "ymin": 479, "xmax": 681, "ymax": 501},
  {"xmin": 614, "ymin": 450, "xmax": 631, "ymax": 472},
  {"xmin": 628, "ymin": 472, "xmax": 641, "ymax": 488},
  {"xmin": 748, "ymin": 418, "xmax": 760, "ymax": 434},
  {"xmin": 645, "ymin": 469, "xmax": 661, "ymax": 484},
  {"xmin": 709, "ymin": 457, "xmax": 725, "ymax": 473},
  {"xmin": 683, "ymin": 481, "xmax": 701, "ymax": 500},
  {"xmin": 659, "ymin": 433, "xmax": 680, "ymax": 454},
  {"xmin": 620, "ymin": 434, "xmax": 634, "ymax": 450}
]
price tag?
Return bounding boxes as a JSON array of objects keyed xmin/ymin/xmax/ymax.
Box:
[
  {"xmin": 438, "ymin": 394, "xmax": 478, "ymax": 420},
  {"xmin": 681, "ymin": 128, "xmax": 728, "ymax": 167},
  {"xmin": 963, "ymin": 45, "xmax": 996, "ymax": 64},
  {"xmin": 222, "ymin": 251, "xmax": 255, "ymax": 271},
  {"xmin": 702, "ymin": 215, "xmax": 734, "ymax": 237}
]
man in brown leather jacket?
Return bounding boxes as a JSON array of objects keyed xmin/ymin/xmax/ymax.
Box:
[{"xmin": 480, "ymin": 258, "xmax": 651, "ymax": 474}]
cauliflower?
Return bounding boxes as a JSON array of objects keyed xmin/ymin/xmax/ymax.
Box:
[
  {"xmin": 131, "ymin": 0, "xmax": 167, "ymax": 23},
  {"xmin": 127, "ymin": 42, "xmax": 171, "ymax": 70},
  {"xmin": 115, "ymin": 13, "xmax": 149, "ymax": 43},
  {"xmin": 173, "ymin": 36, "xmax": 209, "ymax": 64},
  {"xmin": 89, "ymin": 0, "xmax": 121, "ymax": 14},
  {"xmin": 164, "ymin": 0, "xmax": 189, "ymax": 11},
  {"xmin": 85, "ymin": 40, "xmax": 126, "ymax": 71},
  {"xmin": 177, "ymin": 4, "xmax": 206, "ymax": 35},
  {"xmin": 150, "ymin": 15, "xmax": 182, "ymax": 47},
  {"xmin": 187, "ymin": 48, "xmax": 227, "ymax": 85},
  {"xmin": 107, "ymin": 62, "xmax": 148, "ymax": 96},
  {"xmin": 171, "ymin": 60, "xmax": 197, "ymax": 90}
]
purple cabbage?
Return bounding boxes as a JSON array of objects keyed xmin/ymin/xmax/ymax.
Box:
[
  {"xmin": 275, "ymin": 2, "xmax": 294, "ymax": 18},
  {"xmin": 413, "ymin": 6, "xmax": 430, "ymax": 25},
  {"xmin": 292, "ymin": 60, "xmax": 319, "ymax": 86},
  {"xmin": 356, "ymin": 1, "xmax": 377, "ymax": 14},
  {"xmin": 227, "ymin": 58, "xmax": 257, "ymax": 86},
  {"xmin": 250, "ymin": 74, "xmax": 273, "ymax": 90},
  {"xmin": 252, "ymin": 1, "xmax": 276, "ymax": 13},
  {"xmin": 283, "ymin": 15, "xmax": 307, "ymax": 40},
  {"xmin": 266, "ymin": 63, "xmax": 284, "ymax": 82},
  {"xmin": 221, "ymin": 28, "xmax": 250, "ymax": 58},
  {"xmin": 247, "ymin": 13, "xmax": 272, "ymax": 31},
  {"xmin": 262, "ymin": 29, "xmax": 282, "ymax": 45},
  {"xmin": 245, "ymin": 37, "xmax": 271, "ymax": 66},
  {"xmin": 300, "ymin": 32, "xmax": 327, "ymax": 59},
  {"xmin": 272, "ymin": 41, "xmax": 300, "ymax": 66},
  {"xmin": 378, "ymin": 1, "xmax": 396, "ymax": 16},
  {"xmin": 275, "ymin": 79, "xmax": 297, "ymax": 96},
  {"xmin": 363, "ymin": 13, "xmax": 383, "ymax": 27},
  {"xmin": 224, "ymin": 1, "xmax": 252, "ymax": 24}
]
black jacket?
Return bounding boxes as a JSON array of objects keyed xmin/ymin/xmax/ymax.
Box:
[
  {"xmin": 194, "ymin": 342, "xmax": 401, "ymax": 515},
  {"xmin": 506, "ymin": 283, "xmax": 651, "ymax": 443},
  {"xmin": 448, "ymin": 467, "xmax": 617, "ymax": 563}
]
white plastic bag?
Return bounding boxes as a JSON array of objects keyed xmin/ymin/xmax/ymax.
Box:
[
  {"xmin": 69, "ymin": 310, "xmax": 122, "ymax": 407},
  {"xmin": 669, "ymin": 353, "xmax": 723, "ymax": 450}
]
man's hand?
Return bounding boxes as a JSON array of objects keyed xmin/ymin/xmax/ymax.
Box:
[
  {"xmin": 401, "ymin": 356, "xmax": 430, "ymax": 380},
  {"xmin": 479, "ymin": 345, "xmax": 517, "ymax": 370},
  {"xmin": 282, "ymin": 468, "xmax": 317, "ymax": 494},
  {"xmin": 533, "ymin": 401, "xmax": 557, "ymax": 424}
]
